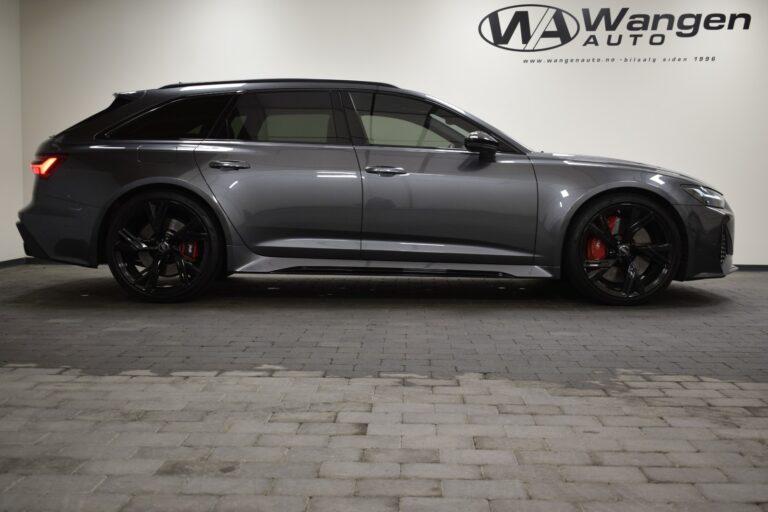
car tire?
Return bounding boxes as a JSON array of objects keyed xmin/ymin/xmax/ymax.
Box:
[
  {"xmin": 564, "ymin": 193, "xmax": 682, "ymax": 306},
  {"xmin": 106, "ymin": 190, "xmax": 222, "ymax": 302}
]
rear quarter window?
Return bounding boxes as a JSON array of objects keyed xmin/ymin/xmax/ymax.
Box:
[{"xmin": 106, "ymin": 94, "xmax": 231, "ymax": 140}]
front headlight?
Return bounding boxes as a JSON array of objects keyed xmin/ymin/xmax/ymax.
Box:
[{"xmin": 682, "ymin": 185, "xmax": 726, "ymax": 209}]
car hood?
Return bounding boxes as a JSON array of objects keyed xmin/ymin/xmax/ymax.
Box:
[{"xmin": 533, "ymin": 152, "xmax": 714, "ymax": 189}]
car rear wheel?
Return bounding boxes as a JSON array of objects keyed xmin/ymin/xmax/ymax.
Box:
[
  {"xmin": 564, "ymin": 193, "xmax": 682, "ymax": 305},
  {"xmin": 106, "ymin": 191, "xmax": 221, "ymax": 302}
]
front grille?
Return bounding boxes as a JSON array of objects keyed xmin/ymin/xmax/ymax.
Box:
[{"xmin": 720, "ymin": 225, "xmax": 728, "ymax": 264}]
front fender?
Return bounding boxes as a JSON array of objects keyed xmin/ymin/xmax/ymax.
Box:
[{"xmin": 530, "ymin": 158, "xmax": 691, "ymax": 274}]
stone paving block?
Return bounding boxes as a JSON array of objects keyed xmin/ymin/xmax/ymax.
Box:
[
  {"xmin": 592, "ymin": 451, "xmax": 672, "ymax": 467},
  {"xmin": 490, "ymin": 500, "xmax": 578, "ymax": 512},
  {"xmin": 696, "ymin": 483, "xmax": 768, "ymax": 502},
  {"xmin": 620, "ymin": 439, "xmax": 696, "ymax": 452},
  {"xmin": 534, "ymin": 415, "xmax": 601, "ymax": 427},
  {"xmin": 560, "ymin": 465, "xmax": 647, "ymax": 483},
  {"xmin": 319, "ymin": 461, "xmax": 400, "ymax": 479},
  {"xmin": 401, "ymin": 463, "xmax": 481, "ymax": 479},
  {"xmin": 121, "ymin": 494, "xmax": 218, "ymax": 512},
  {"xmin": 443, "ymin": 479, "xmax": 526, "ymax": 499},
  {"xmin": 440, "ymin": 449, "xmax": 518, "ymax": 465},
  {"xmin": 356, "ymin": 478, "xmax": 441, "ymax": 497},
  {"xmin": 403, "ymin": 412, "xmax": 467, "ymax": 424},
  {"xmin": 613, "ymin": 483, "xmax": 705, "ymax": 502},
  {"xmin": 76, "ymin": 458, "xmax": 164, "ymax": 475},
  {"xmin": 364, "ymin": 448, "xmax": 439, "ymax": 463},
  {"xmin": 239, "ymin": 462, "xmax": 320, "ymax": 479},
  {"xmin": 95, "ymin": 475, "xmax": 186, "ymax": 494},
  {"xmin": 112, "ymin": 432, "xmax": 187, "ymax": 447},
  {"xmin": 483, "ymin": 464, "xmax": 562, "ymax": 482},
  {"xmin": 270, "ymin": 412, "xmax": 336, "ymax": 423},
  {"xmin": 400, "ymin": 497, "xmax": 491, "ymax": 512},
  {"xmin": 437, "ymin": 424, "xmax": 506, "ymax": 437},
  {"xmin": 8, "ymin": 474, "xmax": 104, "ymax": 494},
  {"xmin": 298, "ymin": 423, "xmax": 365, "ymax": 435},
  {"xmin": 579, "ymin": 503, "xmax": 676, "ymax": 512},
  {"xmin": 183, "ymin": 433, "xmax": 257, "ymax": 447},
  {"xmin": 257, "ymin": 434, "xmax": 329, "ymax": 447},
  {"xmin": 329, "ymin": 435, "xmax": 401, "ymax": 449},
  {"xmin": 643, "ymin": 467, "xmax": 729, "ymax": 483},
  {"xmin": 720, "ymin": 467, "xmax": 768, "ymax": 483},
  {"xmin": 0, "ymin": 493, "xmax": 130, "ymax": 512},
  {"xmin": 674, "ymin": 504, "xmax": 762, "ymax": 512},
  {"xmin": 284, "ymin": 447, "xmax": 362, "ymax": 463},
  {"xmin": 156, "ymin": 460, "xmax": 240, "ymax": 477},
  {"xmin": 271, "ymin": 478, "xmax": 355, "ymax": 496},
  {"xmin": 135, "ymin": 446, "xmax": 213, "ymax": 461},
  {"xmin": 228, "ymin": 420, "xmax": 299, "ymax": 433},
  {"xmin": 476, "ymin": 437, "xmax": 547, "ymax": 451},
  {"xmin": 182, "ymin": 477, "xmax": 271, "ymax": 495},
  {"xmin": 527, "ymin": 482, "xmax": 620, "ymax": 502},
  {"xmin": 547, "ymin": 437, "xmax": 622, "ymax": 452},
  {"xmin": 215, "ymin": 495, "xmax": 308, "ymax": 512},
  {"xmin": 667, "ymin": 452, "xmax": 753, "ymax": 467},
  {"xmin": 337, "ymin": 412, "xmax": 401, "ymax": 424},
  {"xmin": 401, "ymin": 435, "xmax": 474, "ymax": 449},
  {"xmin": 368, "ymin": 423, "xmax": 436, "ymax": 436},
  {"xmin": 308, "ymin": 496, "xmax": 398, "ymax": 512},
  {"xmin": 517, "ymin": 451, "xmax": 590, "ymax": 466}
]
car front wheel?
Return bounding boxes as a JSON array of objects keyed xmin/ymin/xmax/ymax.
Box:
[
  {"xmin": 564, "ymin": 193, "xmax": 682, "ymax": 305},
  {"xmin": 106, "ymin": 191, "xmax": 222, "ymax": 302}
]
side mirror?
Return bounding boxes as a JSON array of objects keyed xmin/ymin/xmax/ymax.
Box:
[{"xmin": 464, "ymin": 131, "xmax": 499, "ymax": 160}]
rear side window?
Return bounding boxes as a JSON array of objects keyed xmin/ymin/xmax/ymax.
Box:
[
  {"xmin": 349, "ymin": 92, "xmax": 481, "ymax": 149},
  {"xmin": 222, "ymin": 91, "xmax": 344, "ymax": 144},
  {"xmin": 106, "ymin": 95, "xmax": 231, "ymax": 140}
]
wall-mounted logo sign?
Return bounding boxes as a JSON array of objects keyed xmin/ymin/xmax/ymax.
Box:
[
  {"xmin": 479, "ymin": 5, "xmax": 580, "ymax": 52},
  {"xmin": 478, "ymin": 5, "xmax": 752, "ymax": 51}
]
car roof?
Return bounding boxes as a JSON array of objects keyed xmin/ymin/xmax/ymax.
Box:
[{"xmin": 157, "ymin": 79, "xmax": 399, "ymax": 91}]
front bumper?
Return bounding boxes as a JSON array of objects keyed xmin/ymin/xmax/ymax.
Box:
[
  {"xmin": 17, "ymin": 197, "xmax": 100, "ymax": 267},
  {"xmin": 674, "ymin": 203, "xmax": 736, "ymax": 280}
]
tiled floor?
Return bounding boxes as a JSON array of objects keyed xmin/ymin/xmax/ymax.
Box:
[{"xmin": 0, "ymin": 264, "xmax": 766, "ymax": 511}]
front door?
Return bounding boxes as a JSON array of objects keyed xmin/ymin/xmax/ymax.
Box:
[{"xmin": 346, "ymin": 91, "xmax": 537, "ymax": 265}]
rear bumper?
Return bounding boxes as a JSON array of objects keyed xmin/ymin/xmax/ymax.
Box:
[
  {"xmin": 675, "ymin": 203, "xmax": 735, "ymax": 280},
  {"xmin": 17, "ymin": 197, "xmax": 100, "ymax": 267}
]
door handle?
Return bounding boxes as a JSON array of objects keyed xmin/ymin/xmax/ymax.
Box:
[
  {"xmin": 365, "ymin": 166, "xmax": 407, "ymax": 176},
  {"xmin": 209, "ymin": 160, "xmax": 250, "ymax": 171}
]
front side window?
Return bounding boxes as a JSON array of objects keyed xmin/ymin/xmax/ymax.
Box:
[
  {"xmin": 349, "ymin": 92, "xmax": 482, "ymax": 149},
  {"xmin": 107, "ymin": 94, "xmax": 231, "ymax": 140},
  {"xmin": 222, "ymin": 91, "xmax": 344, "ymax": 144}
]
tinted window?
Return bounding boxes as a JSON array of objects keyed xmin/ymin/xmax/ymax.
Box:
[
  {"xmin": 107, "ymin": 95, "xmax": 231, "ymax": 140},
  {"xmin": 350, "ymin": 92, "xmax": 482, "ymax": 149},
  {"xmin": 223, "ymin": 91, "xmax": 344, "ymax": 144}
]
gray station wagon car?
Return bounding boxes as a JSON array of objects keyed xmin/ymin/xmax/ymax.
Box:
[{"xmin": 17, "ymin": 79, "xmax": 735, "ymax": 304}]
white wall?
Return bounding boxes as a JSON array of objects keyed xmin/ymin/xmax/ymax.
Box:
[
  {"xmin": 0, "ymin": 0, "xmax": 23, "ymax": 262},
  {"xmin": 14, "ymin": 0, "xmax": 768, "ymax": 263}
]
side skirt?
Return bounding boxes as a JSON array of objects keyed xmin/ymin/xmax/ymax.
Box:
[{"xmin": 226, "ymin": 245, "xmax": 554, "ymax": 279}]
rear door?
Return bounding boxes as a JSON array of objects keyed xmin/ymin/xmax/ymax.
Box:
[
  {"xmin": 344, "ymin": 91, "xmax": 537, "ymax": 265},
  {"xmin": 195, "ymin": 90, "xmax": 362, "ymax": 259}
]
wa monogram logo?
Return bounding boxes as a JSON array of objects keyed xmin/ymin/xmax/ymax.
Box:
[
  {"xmin": 479, "ymin": 5, "xmax": 752, "ymax": 52},
  {"xmin": 479, "ymin": 4, "xmax": 580, "ymax": 52}
]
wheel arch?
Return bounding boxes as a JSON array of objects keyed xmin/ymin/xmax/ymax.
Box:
[
  {"xmin": 93, "ymin": 180, "xmax": 236, "ymax": 268},
  {"xmin": 558, "ymin": 186, "xmax": 688, "ymax": 280}
]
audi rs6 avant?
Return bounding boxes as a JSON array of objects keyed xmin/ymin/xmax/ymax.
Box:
[{"xmin": 17, "ymin": 79, "xmax": 735, "ymax": 304}]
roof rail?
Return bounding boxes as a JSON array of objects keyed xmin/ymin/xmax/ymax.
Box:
[{"xmin": 158, "ymin": 78, "xmax": 398, "ymax": 89}]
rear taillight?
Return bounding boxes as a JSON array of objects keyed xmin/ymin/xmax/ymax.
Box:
[{"xmin": 30, "ymin": 155, "xmax": 66, "ymax": 179}]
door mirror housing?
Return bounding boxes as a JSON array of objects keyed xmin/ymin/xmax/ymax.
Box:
[{"xmin": 464, "ymin": 131, "xmax": 499, "ymax": 160}]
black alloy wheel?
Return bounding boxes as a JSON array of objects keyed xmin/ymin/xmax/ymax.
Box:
[
  {"xmin": 565, "ymin": 194, "xmax": 682, "ymax": 305},
  {"xmin": 106, "ymin": 191, "xmax": 222, "ymax": 302}
]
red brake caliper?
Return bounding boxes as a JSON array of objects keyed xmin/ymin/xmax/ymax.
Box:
[
  {"xmin": 586, "ymin": 215, "xmax": 618, "ymax": 260},
  {"xmin": 179, "ymin": 241, "xmax": 199, "ymax": 262}
]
